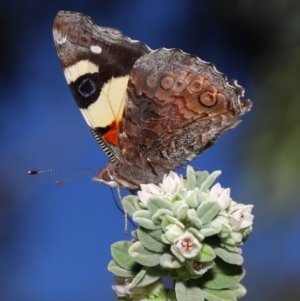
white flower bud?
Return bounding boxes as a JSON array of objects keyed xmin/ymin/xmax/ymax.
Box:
[
  {"xmin": 208, "ymin": 183, "xmax": 232, "ymax": 210},
  {"xmin": 228, "ymin": 204, "xmax": 254, "ymax": 230},
  {"xmin": 160, "ymin": 171, "xmax": 184, "ymax": 194},
  {"xmin": 138, "ymin": 183, "xmax": 164, "ymax": 204}
]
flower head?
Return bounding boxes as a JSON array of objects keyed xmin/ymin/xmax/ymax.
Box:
[
  {"xmin": 160, "ymin": 171, "xmax": 184, "ymax": 194},
  {"xmin": 112, "ymin": 277, "xmax": 137, "ymax": 298},
  {"xmin": 113, "ymin": 277, "xmax": 166, "ymax": 301},
  {"xmin": 228, "ymin": 203, "xmax": 254, "ymax": 230},
  {"xmin": 111, "ymin": 167, "xmax": 253, "ymax": 301},
  {"xmin": 137, "ymin": 171, "xmax": 184, "ymax": 206},
  {"xmin": 173, "ymin": 231, "xmax": 202, "ymax": 259},
  {"xmin": 208, "ymin": 183, "xmax": 232, "ymax": 210},
  {"xmin": 138, "ymin": 183, "xmax": 164, "ymax": 205}
]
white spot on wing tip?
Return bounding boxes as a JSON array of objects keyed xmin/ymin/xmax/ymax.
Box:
[{"xmin": 90, "ymin": 45, "xmax": 102, "ymax": 54}]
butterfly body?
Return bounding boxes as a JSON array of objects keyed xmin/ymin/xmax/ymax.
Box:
[{"xmin": 53, "ymin": 11, "xmax": 251, "ymax": 190}]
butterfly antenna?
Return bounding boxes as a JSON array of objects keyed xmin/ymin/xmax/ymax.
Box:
[
  {"xmin": 28, "ymin": 167, "xmax": 100, "ymax": 184},
  {"xmin": 110, "ymin": 187, "xmax": 135, "ymax": 231},
  {"xmin": 55, "ymin": 170, "xmax": 99, "ymax": 185}
]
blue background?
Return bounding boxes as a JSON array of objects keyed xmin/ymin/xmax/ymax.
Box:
[{"xmin": 1, "ymin": 1, "xmax": 299, "ymax": 300}]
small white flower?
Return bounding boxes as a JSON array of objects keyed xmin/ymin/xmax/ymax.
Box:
[
  {"xmin": 138, "ymin": 183, "xmax": 164, "ymax": 205},
  {"xmin": 173, "ymin": 231, "xmax": 202, "ymax": 259},
  {"xmin": 187, "ymin": 259, "xmax": 215, "ymax": 276},
  {"xmin": 137, "ymin": 171, "xmax": 184, "ymax": 205},
  {"xmin": 228, "ymin": 204, "xmax": 254, "ymax": 230},
  {"xmin": 112, "ymin": 277, "xmax": 146, "ymax": 299},
  {"xmin": 208, "ymin": 183, "xmax": 232, "ymax": 210},
  {"xmin": 160, "ymin": 170, "xmax": 185, "ymax": 194},
  {"xmin": 112, "ymin": 277, "xmax": 132, "ymax": 297}
]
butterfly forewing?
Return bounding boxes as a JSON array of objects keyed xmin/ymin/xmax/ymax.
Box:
[{"xmin": 53, "ymin": 11, "xmax": 151, "ymax": 163}]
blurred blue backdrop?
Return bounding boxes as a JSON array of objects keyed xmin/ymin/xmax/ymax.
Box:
[{"xmin": 1, "ymin": 1, "xmax": 299, "ymax": 300}]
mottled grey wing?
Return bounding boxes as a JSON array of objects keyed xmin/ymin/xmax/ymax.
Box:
[{"xmin": 119, "ymin": 48, "xmax": 251, "ymax": 170}]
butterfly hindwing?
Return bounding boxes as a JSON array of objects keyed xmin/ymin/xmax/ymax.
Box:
[{"xmin": 119, "ymin": 48, "xmax": 251, "ymax": 170}]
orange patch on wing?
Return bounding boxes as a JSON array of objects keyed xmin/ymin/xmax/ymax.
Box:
[{"xmin": 103, "ymin": 120, "xmax": 121, "ymax": 146}]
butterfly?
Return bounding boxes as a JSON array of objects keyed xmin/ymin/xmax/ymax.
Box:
[{"xmin": 53, "ymin": 11, "xmax": 252, "ymax": 191}]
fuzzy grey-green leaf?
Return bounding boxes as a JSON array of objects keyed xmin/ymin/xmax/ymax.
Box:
[
  {"xmin": 133, "ymin": 210, "xmax": 160, "ymax": 229},
  {"xmin": 175, "ymin": 280, "xmax": 204, "ymax": 301},
  {"xmin": 172, "ymin": 201, "xmax": 188, "ymax": 219},
  {"xmin": 111, "ymin": 241, "xmax": 136, "ymax": 270},
  {"xmin": 200, "ymin": 220, "xmax": 222, "ymax": 237},
  {"xmin": 199, "ymin": 171, "xmax": 221, "ymax": 192},
  {"xmin": 199, "ymin": 244, "xmax": 216, "ymax": 262},
  {"xmin": 147, "ymin": 196, "xmax": 172, "ymax": 215},
  {"xmin": 223, "ymin": 244, "xmax": 242, "ymax": 254},
  {"xmin": 201, "ymin": 259, "xmax": 245, "ymax": 289},
  {"xmin": 138, "ymin": 227, "xmax": 166, "ymax": 253},
  {"xmin": 130, "ymin": 267, "xmax": 146, "ymax": 288},
  {"xmin": 122, "ymin": 195, "xmax": 141, "ymax": 216},
  {"xmin": 213, "ymin": 247, "xmax": 244, "ymax": 265},
  {"xmin": 197, "ymin": 201, "xmax": 220, "ymax": 224},
  {"xmin": 187, "ymin": 227, "xmax": 205, "ymax": 242},
  {"xmin": 189, "ymin": 215, "xmax": 203, "ymax": 230},
  {"xmin": 107, "ymin": 260, "xmax": 136, "ymax": 277},
  {"xmin": 195, "ymin": 170, "xmax": 209, "ymax": 188},
  {"xmin": 152, "ymin": 208, "xmax": 174, "ymax": 224},
  {"xmin": 130, "ymin": 266, "xmax": 165, "ymax": 288},
  {"xmin": 202, "ymin": 288, "xmax": 237, "ymax": 301},
  {"xmin": 186, "ymin": 189, "xmax": 200, "ymax": 208},
  {"xmin": 161, "ymin": 215, "xmax": 185, "ymax": 232},
  {"xmin": 160, "ymin": 253, "xmax": 182, "ymax": 269},
  {"xmin": 187, "ymin": 209, "xmax": 202, "ymax": 229},
  {"xmin": 186, "ymin": 166, "xmax": 196, "ymax": 190},
  {"xmin": 128, "ymin": 241, "xmax": 161, "ymax": 267},
  {"xmin": 229, "ymin": 283, "xmax": 247, "ymax": 299}
]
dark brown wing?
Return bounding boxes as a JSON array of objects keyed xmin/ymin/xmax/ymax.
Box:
[
  {"xmin": 53, "ymin": 11, "xmax": 151, "ymax": 164},
  {"xmin": 119, "ymin": 48, "xmax": 251, "ymax": 170}
]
